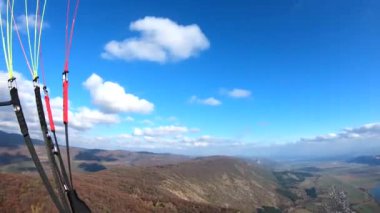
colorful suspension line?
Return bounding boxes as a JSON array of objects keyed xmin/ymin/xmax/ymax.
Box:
[
  {"xmin": 63, "ymin": 0, "xmax": 80, "ymax": 191},
  {"xmin": 41, "ymin": 49, "xmax": 72, "ymax": 193},
  {"xmin": 14, "ymin": 5, "xmax": 70, "ymax": 193},
  {"xmin": 16, "ymin": 0, "xmax": 71, "ymax": 211},
  {"xmin": 20, "ymin": 0, "xmax": 90, "ymax": 212},
  {"xmin": 0, "ymin": 1, "xmax": 65, "ymax": 212},
  {"xmin": 15, "ymin": 1, "xmax": 91, "ymax": 212},
  {"xmin": 61, "ymin": 1, "xmax": 91, "ymax": 211}
]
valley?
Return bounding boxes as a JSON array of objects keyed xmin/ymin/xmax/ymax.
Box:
[{"xmin": 0, "ymin": 131, "xmax": 379, "ymax": 212}]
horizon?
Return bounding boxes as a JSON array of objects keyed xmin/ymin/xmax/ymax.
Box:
[{"xmin": 0, "ymin": 0, "xmax": 380, "ymax": 158}]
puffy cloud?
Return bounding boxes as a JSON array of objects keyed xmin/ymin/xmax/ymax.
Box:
[
  {"xmin": 226, "ymin": 88, "xmax": 251, "ymax": 98},
  {"xmin": 102, "ymin": 16, "xmax": 210, "ymax": 63},
  {"xmin": 83, "ymin": 73, "xmax": 154, "ymax": 114},
  {"xmin": 0, "ymin": 71, "xmax": 45, "ymax": 136},
  {"xmin": 15, "ymin": 15, "xmax": 49, "ymax": 33},
  {"xmin": 189, "ymin": 95, "xmax": 221, "ymax": 106},
  {"xmin": 0, "ymin": 71, "xmax": 120, "ymax": 137},
  {"xmin": 45, "ymin": 97, "xmax": 120, "ymax": 131},
  {"xmin": 70, "ymin": 107, "xmax": 119, "ymax": 130}
]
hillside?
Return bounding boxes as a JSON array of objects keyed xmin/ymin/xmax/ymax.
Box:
[
  {"xmin": 0, "ymin": 157, "xmax": 287, "ymax": 212},
  {"xmin": 3, "ymin": 131, "xmax": 379, "ymax": 212},
  {"xmin": 0, "ymin": 131, "xmax": 288, "ymax": 212}
]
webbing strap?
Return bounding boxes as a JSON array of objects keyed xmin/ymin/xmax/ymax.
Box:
[
  {"xmin": 67, "ymin": 190, "xmax": 91, "ymax": 213},
  {"xmin": 63, "ymin": 74, "xmax": 69, "ymax": 124},
  {"xmin": 44, "ymin": 93, "xmax": 55, "ymax": 131},
  {"xmin": 64, "ymin": 123, "xmax": 73, "ymax": 187},
  {"xmin": 52, "ymin": 130, "xmax": 72, "ymax": 190},
  {"xmin": 53, "ymin": 130, "xmax": 90, "ymax": 213},
  {"xmin": 44, "ymin": 86, "xmax": 72, "ymax": 190},
  {"xmin": 0, "ymin": 100, "xmax": 12, "ymax": 106},
  {"xmin": 46, "ymin": 135, "xmax": 71, "ymax": 213},
  {"xmin": 10, "ymin": 87, "xmax": 65, "ymax": 213},
  {"xmin": 62, "ymin": 71, "xmax": 73, "ymax": 188},
  {"xmin": 34, "ymin": 85, "xmax": 71, "ymax": 212}
]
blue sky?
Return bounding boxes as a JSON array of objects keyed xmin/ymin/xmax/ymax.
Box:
[{"xmin": 1, "ymin": 0, "xmax": 380, "ymax": 157}]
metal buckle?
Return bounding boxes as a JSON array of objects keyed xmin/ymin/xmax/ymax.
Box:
[
  {"xmin": 43, "ymin": 86, "xmax": 49, "ymax": 96},
  {"xmin": 53, "ymin": 145, "xmax": 59, "ymax": 154},
  {"xmin": 13, "ymin": 105, "xmax": 21, "ymax": 112},
  {"xmin": 63, "ymin": 184, "xmax": 69, "ymax": 192},
  {"xmin": 62, "ymin": 71, "xmax": 69, "ymax": 82},
  {"xmin": 8, "ymin": 77, "xmax": 16, "ymax": 89},
  {"xmin": 33, "ymin": 76, "xmax": 39, "ymax": 87}
]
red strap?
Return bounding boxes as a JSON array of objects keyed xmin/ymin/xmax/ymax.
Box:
[
  {"xmin": 63, "ymin": 81, "xmax": 69, "ymax": 123},
  {"xmin": 44, "ymin": 95, "xmax": 55, "ymax": 131}
]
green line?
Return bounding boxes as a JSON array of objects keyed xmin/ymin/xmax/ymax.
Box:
[
  {"xmin": 0, "ymin": 1, "xmax": 10, "ymax": 75},
  {"xmin": 33, "ymin": 0, "xmax": 39, "ymax": 77},
  {"xmin": 25, "ymin": 0, "xmax": 36, "ymax": 78},
  {"xmin": 9, "ymin": 0, "xmax": 14, "ymax": 76},
  {"xmin": 6, "ymin": 0, "xmax": 11, "ymax": 76},
  {"xmin": 36, "ymin": 0, "xmax": 47, "ymax": 73}
]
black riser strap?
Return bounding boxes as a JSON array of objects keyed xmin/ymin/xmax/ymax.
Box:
[
  {"xmin": 53, "ymin": 131, "xmax": 72, "ymax": 190},
  {"xmin": 34, "ymin": 86, "xmax": 72, "ymax": 213},
  {"xmin": 68, "ymin": 190, "xmax": 91, "ymax": 213},
  {"xmin": 0, "ymin": 100, "xmax": 12, "ymax": 106},
  {"xmin": 10, "ymin": 87, "xmax": 65, "ymax": 213},
  {"xmin": 47, "ymin": 135, "xmax": 72, "ymax": 213},
  {"xmin": 65, "ymin": 124, "xmax": 73, "ymax": 188}
]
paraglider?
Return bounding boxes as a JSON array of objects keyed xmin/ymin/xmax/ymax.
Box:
[{"xmin": 0, "ymin": 0, "xmax": 90, "ymax": 212}]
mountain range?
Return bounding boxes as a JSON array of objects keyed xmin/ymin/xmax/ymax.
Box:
[{"xmin": 1, "ymin": 130, "xmax": 379, "ymax": 212}]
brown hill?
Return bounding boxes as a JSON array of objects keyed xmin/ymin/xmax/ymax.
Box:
[{"xmin": 0, "ymin": 156, "xmax": 289, "ymax": 212}]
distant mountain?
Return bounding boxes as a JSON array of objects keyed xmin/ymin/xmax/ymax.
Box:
[
  {"xmin": 0, "ymin": 130, "xmax": 190, "ymax": 171},
  {"xmin": 0, "ymin": 131, "xmax": 43, "ymax": 169},
  {"xmin": 348, "ymin": 155, "xmax": 380, "ymax": 166},
  {"xmin": 0, "ymin": 130, "xmax": 43, "ymax": 149},
  {"xmin": 74, "ymin": 148, "xmax": 190, "ymax": 168}
]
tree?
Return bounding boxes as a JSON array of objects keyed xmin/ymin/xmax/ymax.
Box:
[{"xmin": 322, "ymin": 185, "xmax": 354, "ymax": 213}]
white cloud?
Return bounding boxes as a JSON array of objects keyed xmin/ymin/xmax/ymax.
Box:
[
  {"xmin": 300, "ymin": 123, "xmax": 380, "ymax": 143},
  {"xmin": 249, "ymin": 123, "xmax": 380, "ymax": 159},
  {"xmin": 133, "ymin": 125, "xmax": 191, "ymax": 137},
  {"xmin": 226, "ymin": 88, "xmax": 251, "ymax": 98},
  {"xmin": 101, "ymin": 16, "xmax": 210, "ymax": 63},
  {"xmin": 83, "ymin": 73, "xmax": 154, "ymax": 114},
  {"xmin": 0, "ymin": 71, "xmax": 120, "ymax": 137},
  {"xmin": 84, "ymin": 127, "xmax": 226, "ymax": 151},
  {"xmin": 140, "ymin": 119, "xmax": 154, "ymax": 126},
  {"xmin": 189, "ymin": 95, "xmax": 221, "ymax": 106},
  {"xmin": 70, "ymin": 124, "xmax": 216, "ymax": 151},
  {"xmin": 15, "ymin": 15, "xmax": 49, "ymax": 33},
  {"xmin": 125, "ymin": 116, "xmax": 135, "ymax": 122},
  {"xmin": 70, "ymin": 107, "xmax": 119, "ymax": 130},
  {"xmin": 65, "ymin": 111, "xmax": 117, "ymax": 131}
]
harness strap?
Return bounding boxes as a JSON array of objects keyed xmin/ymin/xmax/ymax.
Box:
[
  {"xmin": 34, "ymin": 82, "xmax": 71, "ymax": 212},
  {"xmin": 9, "ymin": 83, "xmax": 65, "ymax": 213}
]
